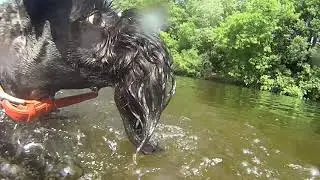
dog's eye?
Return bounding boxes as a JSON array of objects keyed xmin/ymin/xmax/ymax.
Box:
[{"xmin": 87, "ymin": 12, "xmax": 102, "ymax": 26}]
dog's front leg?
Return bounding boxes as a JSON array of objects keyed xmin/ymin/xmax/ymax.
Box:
[{"xmin": 14, "ymin": 0, "xmax": 31, "ymax": 35}]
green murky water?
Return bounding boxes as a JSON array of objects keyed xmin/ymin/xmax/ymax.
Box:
[
  {"xmin": 2, "ymin": 76, "xmax": 320, "ymax": 179},
  {"xmin": 55, "ymin": 76, "xmax": 320, "ymax": 179}
]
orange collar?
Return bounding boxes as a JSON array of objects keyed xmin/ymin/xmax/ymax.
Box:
[{"xmin": 0, "ymin": 85, "xmax": 98, "ymax": 123}]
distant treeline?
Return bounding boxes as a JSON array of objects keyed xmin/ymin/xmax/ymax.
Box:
[{"xmin": 114, "ymin": 0, "xmax": 320, "ymax": 101}]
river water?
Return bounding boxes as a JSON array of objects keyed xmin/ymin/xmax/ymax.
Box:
[{"xmin": 1, "ymin": 76, "xmax": 320, "ymax": 179}]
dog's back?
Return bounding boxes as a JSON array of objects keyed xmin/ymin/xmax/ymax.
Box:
[
  {"xmin": 0, "ymin": 0, "xmax": 94, "ymax": 99},
  {"xmin": 0, "ymin": 0, "xmax": 176, "ymax": 157}
]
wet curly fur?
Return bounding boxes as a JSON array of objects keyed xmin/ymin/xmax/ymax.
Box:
[{"xmin": 0, "ymin": 0, "xmax": 175, "ymax": 174}]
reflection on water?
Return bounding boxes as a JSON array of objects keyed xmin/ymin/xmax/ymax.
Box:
[{"xmin": 0, "ymin": 76, "xmax": 319, "ymax": 179}]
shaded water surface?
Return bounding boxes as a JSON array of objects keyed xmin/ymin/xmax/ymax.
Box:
[{"xmin": 1, "ymin": 76, "xmax": 320, "ymax": 179}]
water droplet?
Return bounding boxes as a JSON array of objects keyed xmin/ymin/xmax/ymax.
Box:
[
  {"xmin": 308, "ymin": 167, "xmax": 320, "ymax": 177},
  {"xmin": 242, "ymin": 148, "xmax": 254, "ymax": 155},
  {"xmin": 252, "ymin": 156, "xmax": 261, "ymax": 165},
  {"xmin": 241, "ymin": 161, "xmax": 249, "ymax": 167},
  {"xmin": 288, "ymin": 164, "xmax": 302, "ymax": 170},
  {"xmin": 253, "ymin": 139, "xmax": 260, "ymax": 144},
  {"xmin": 191, "ymin": 168, "xmax": 200, "ymax": 176}
]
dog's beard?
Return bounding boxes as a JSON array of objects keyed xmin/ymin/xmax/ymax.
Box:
[
  {"xmin": 114, "ymin": 59, "xmax": 175, "ymax": 155},
  {"xmin": 110, "ymin": 30, "xmax": 175, "ymax": 155}
]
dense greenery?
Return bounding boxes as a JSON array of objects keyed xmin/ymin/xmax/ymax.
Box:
[{"xmin": 113, "ymin": 0, "xmax": 320, "ymax": 101}]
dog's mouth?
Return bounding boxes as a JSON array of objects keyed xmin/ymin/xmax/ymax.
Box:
[
  {"xmin": 119, "ymin": 111, "xmax": 162, "ymax": 155},
  {"xmin": 113, "ymin": 69, "xmax": 175, "ymax": 155},
  {"xmin": 113, "ymin": 83, "xmax": 161, "ymax": 155}
]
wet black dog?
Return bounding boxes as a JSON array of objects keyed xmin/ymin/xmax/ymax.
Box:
[
  {"xmin": 0, "ymin": 0, "xmax": 175, "ymax": 177},
  {"xmin": 0, "ymin": 0, "xmax": 175, "ymax": 154}
]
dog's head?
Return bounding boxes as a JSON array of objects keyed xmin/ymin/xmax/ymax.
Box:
[
  {"xmin": 17, "ymin": 0, "xmax": 176, "ymax": 154},
  {"xmin": 70, "ymin": 2, "xmax": 176, "ymax": 154},
  {"xmin": 84, "ymin": 4, "xmax": 175, "ymax": 154}
]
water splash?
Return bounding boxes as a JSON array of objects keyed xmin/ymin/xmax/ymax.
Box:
[
  {"xmin": 288, "ymin": 164, "xmax": 320, "ymax": 179},
  {"xmin": 180, "ymin": 157, "xmax": 223, "ymax": 177},
  {"xmin": 103, "ymin": 136, "xmax": 117, "ymax": 154},
  {"xmin": 134, "ymin": 167, "xmax": 161, "ymax": 180}
]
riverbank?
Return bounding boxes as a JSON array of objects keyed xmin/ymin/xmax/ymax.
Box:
[{"xmin": 175, "ymin": 71, "xmax": 320, "ymax": 102}]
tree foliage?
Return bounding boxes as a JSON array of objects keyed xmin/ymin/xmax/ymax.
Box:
[{"xmin": 113, "ymin": 0, "xmax": 320, "ymax": 101}]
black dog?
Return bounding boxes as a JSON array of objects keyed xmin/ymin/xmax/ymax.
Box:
[{"xmin": 0, "ymin": 0, "xmax": 175, "ymax": 162}]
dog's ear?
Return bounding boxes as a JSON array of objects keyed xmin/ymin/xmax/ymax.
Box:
[
  {"xmin": 119, "ymin": 8, "xmax": 140, "ymax": 25},
  {"xmin": 14, "ymin": 0, "xmax": 32, "ymax": 34}
]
